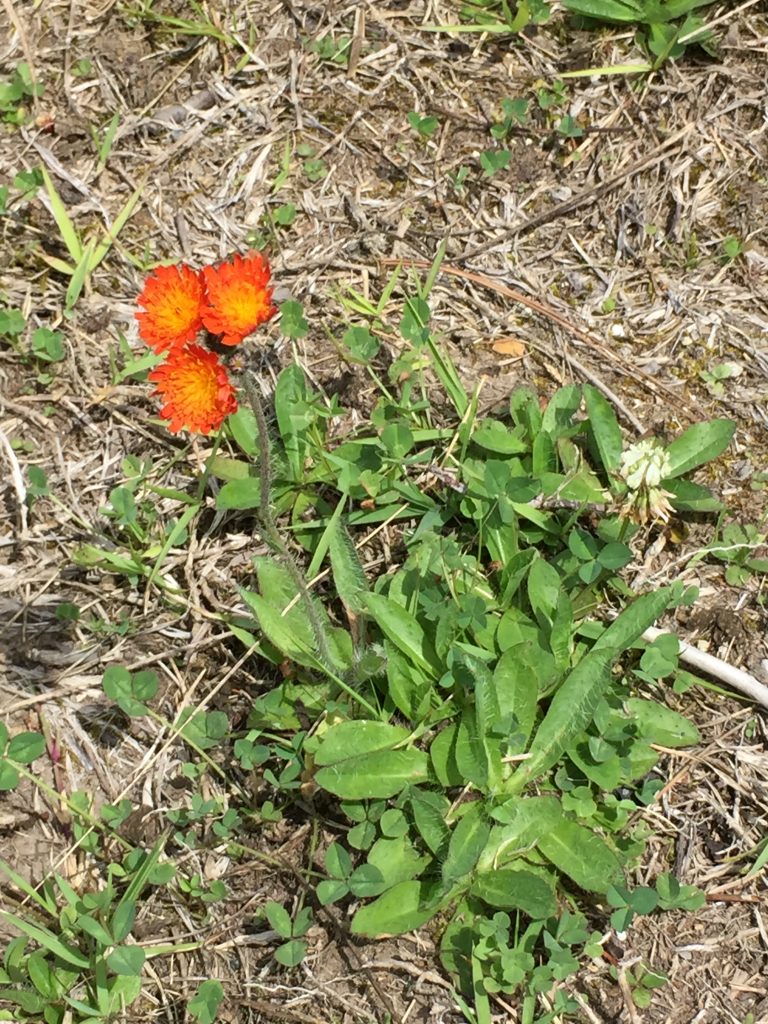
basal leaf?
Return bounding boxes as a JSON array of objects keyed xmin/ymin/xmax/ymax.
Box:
[
  {"xmin": 351, "ymin": 880, "xmax": 437, "ymax": 937},
  {"xmin": 430, "ymin": 725, "xmax": 464, "ymax": 787},
  {"xmin": 315, "ymin": 748, "xmax": 429, "ymax": 799},
  {"xmin": 561, "ymin": 0, "xmax": 643, "ymax": 21},
  {"xmin": 584, "ymin": 384, "xmax": 623, "ymax": 473},
  {"xmin": 365, "ymin": 591, "xmax": 441, "ymax": 679},
  {"xmin": 455, "ymin": 709, "xmax": 488, "ymax": 788},
  {"xmin": 471, "ymin": 868, "xmax": 557, "ymax": 918},
  {"xmin": 410, "ymin": 789, "xmax": 451, "ymax": 857},
  {"xmin": 367, "ymin": 835, "xmax": 430, "ymax": 889},
  {"xmin": 663, "ymin": 478, "xmax": 723, "ymax": 512},
  {"xmin": 386, "ymin": 641, "xmax": 433, "ymax": 721},
  {"xmin": 216, "ymin": 477, "xmax": 261, "ymax": 510},
  {"xmin": 329, "ymin": 518, "xmax": 369, "ymax": 616},
  {"xmin": 442, "ymin": 804, "xmax": 491, "ymax": 885},
  {"xmin": 493, "ymin": 648, "xmax": 538, "ymax": 749},
  {"xmin": 624, "ymin": 698, "xmax": 700, "ymax": 747},
  {"xmin": 274, "ymin": 364, "xmax": 310, "ymax": 479},
  {"xmin": 537, "ymin": 820, "xmax": 621, "ymax": 893},
  {"xmin": 314, "ymin": 720, "xmax": 410, "ymax": 765},
  {"xmin": 479, "ymin": 796, "xmax": 563, "ymax": 870},
  {"xmin": 664, "ymin": 418, "xmax": 735, "ymax": 479},
  {"xmin": 508, "ymin": 588, "xmax": 672, "ymax": 792}
]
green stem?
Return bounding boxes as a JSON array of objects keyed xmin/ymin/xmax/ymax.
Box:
[{"xmin": 243, "ymin": 370, "xmax": 336, "ymax": 674}]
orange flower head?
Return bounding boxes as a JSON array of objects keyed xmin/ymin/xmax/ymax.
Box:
[
  {"xmin": 201, "ymin": 250, "xmax": 276, "ymax": 346},
  {"xmin": 148, "ymin": 344, "xmax": 238, "ymax": 435},
  {"xmin": 136, "ymin": 263, "xmax": 205, "ymax": 354}
]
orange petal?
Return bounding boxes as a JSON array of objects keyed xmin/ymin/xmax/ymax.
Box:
[
  {"xmin": 136, "ymin": 264, "xmax": 204, "ymax": 354},
  {"xmin": 148, "ymin": 344, "xmax": 237, "ymax": 435},
  {"xmin": 201, "ymin": 251, "xmax": 276, "ymax": 346}
]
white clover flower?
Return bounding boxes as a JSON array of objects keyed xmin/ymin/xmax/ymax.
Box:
[
  {"xmin": 619, "ymin": 440, "xmax": 675, "ymax": 523},
  {"xmin": 619, "ymin": 439, "xmax": 672, "ymax": 491}
]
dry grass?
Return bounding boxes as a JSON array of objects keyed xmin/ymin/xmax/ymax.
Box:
[{"xmin": 2, "ymin": 1, "xmax": 768, "ymax": 1022}]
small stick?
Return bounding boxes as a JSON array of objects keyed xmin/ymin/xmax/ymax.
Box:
[{"xmin": 643, "ymin": 627, "xmax": 768, "ymax": 710}]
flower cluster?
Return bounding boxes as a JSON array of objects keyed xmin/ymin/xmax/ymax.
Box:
[
  {"xmin": 619, "ymin": 439, "xmax": 675, "ymax": 523},
  {"xmin": 136, "ymin": 251, "xmax": 276, "ymax": 434}
]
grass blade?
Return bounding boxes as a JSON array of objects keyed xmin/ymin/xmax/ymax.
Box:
[{"xmin": 41, "ymin": 165, "xmax": 82, "ymax": 263}]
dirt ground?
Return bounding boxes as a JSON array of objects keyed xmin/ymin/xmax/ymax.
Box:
[{"xmin": 2, "ymin": 1, "xmax": 768, "ymax": 1022}]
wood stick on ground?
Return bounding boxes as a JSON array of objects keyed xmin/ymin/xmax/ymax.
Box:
[{"xmin": 644, "ymin": 627, "xmax": 768, "ymax": 711}]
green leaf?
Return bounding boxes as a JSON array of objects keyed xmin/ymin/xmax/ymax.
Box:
[
  {"xmin": 508, "ymin": 589, "xmax": 672, "ymax": 792},
  {"xmin": 279, "ymin": 299, "xmax": 308, "ymax": 339},
  {"xmin": 111, "ymin": 901, "xmax": 136, "ymax": 943},
  {"xmin": 274, "ymin": 939, "xmax": 308, "ymax": 966},
  {"xmin": 241, "ymin": 559, "xmax": 328, "ymax": 668},
  {"xmin": 442, "ymin": 805, "xmax": 491, "ymax": 885},
  {"xmin": 102, "ymin": 666, "xmax": 157, "ymax": 717},
  {"xmin": 217, "ymin": 477, "xmax": 261, "ymax": 510},
  {"xmin": 315, "ymin": 748, "xmax": 430, "ymax": 799},
  {"xmin": 325, "ymin": 841, "xmax": 352, "ymax": 879},
  {"xmin": 663, "ymin": 478, "xmax": 723, "ymax": 512},
  {"xmin": 329, "ymin": 519, "xmax": 369, "ymax": 616},
  {"xmin": 314, "ymin": 721, "xmax": 410, "ymax": 765},
  {"xmin": 0, "ymin": 911, "xmax": 89, "ymax": 969},
  {"xmin": 455, "ymin": 709, "xmax": 488, "ymax": 788},
  {"xmin": 472, "ymin": 419, "xmax": 528, "ymax": 454},
  {"xmin": 351, "ymin": 880, "xmax": 437, "ymax": 937},
  {"xmin": 541, "ymin": 384, "xmax": 581, "ymax": 436},
  {"xmin": 584, "ymin": 384, "xmax": 623, "ymax": 473},
  {"xmin": 364, "ymin": 591, "xmax": 441, "ymax": 679},
  {"xmin": 655, "ymin": 873, "xmax": 706, "ymax": 911},
  {"xmin": 41, "ymin": 165, "xmax": 82, "ymax": 263},
  {"xmin": 386, "ymin": 641, "xmax": 433, "ymax": 721},
  {"xmin": 471, "ymin": 868, "xmax": 557, "ymax": 918},
  {"xmin": 188, "ymin": 980, "xmax": 225, "ymax": 1024},
  {"xmin": 625, "ymin": 698, "xmax": 700, "ymax": 747},
  {"xmin": 26, "ymin": 949, "xmax": 57, "ymax": 998},
  {"xmin": 560, "ymin": 0, "xmax": 643, "ymax": 21},
  {"xmin": 430, "ymin": 725, "xmax": 464, "ymax": 787},
  {"xmin": 493, "ymin": 649, "xmax": 537, "ymax": 750},
  {"xmin": 480, "ymin": 148, "xmax": 511, "ymax": 176},
  {"xmin": 343, "ymin": 325, "xmax": 380, "ymax": 362},
  {"xmin": 366, "ymin": 835, "xmax": 430, "ymax": 890},
  {"xmin": 664, "ymin": 419, "xmax": 735, "ymax": 479},
  {"xmin": 537, "ymin": 820, "xmax": 621, "ymax": 893},
  {"xmin": 6, "ymin": 731, "xmax": 44, "ymax": 764},
  {"xmin": 77, "ymin": 913, "xmax": 113, "ymax": 945},
  {"xmin": 528, "ymin": 556, "xmax": 562, "ymax": 625},
  {"xmin": 410, "ymin": 789, "xmax": 451, "ymax": 857},
  {"xmin": 0, "ymin": 761, "xmax": 20, "ymax": 790},
  {"xmin": 348, "ymin": 863, "xmax": 387, "ymax": 897},
  {"xmin": 106, "ymin": 945, "xmax": 145, "ymax": 975},
  {"xmin": 177, "ymin": 709, "xmax": 228, "ymax": 751},
  {"xmin": 265, "ymin": 901, "xmax": 292, "ymax": 937},
  {"xmin": 381, "ymin": 421, "xmax": 414, "ymax": 458},
  {"xmin": 227, "ymin": 406, "xmax": 259, "ymax": 457},
  {"xmin": 400, "ymin": 296, "xmax": 430, "ymax": 345},
  {"xmin": 317, "ymin": 878, "xmax": 349, "ymax": 904},
  {"xmin": 274, "ymin": 364, "xmax": 309, "ymax": 479},
  {"xmin": 483, "ymin": 796, "xmax": 564, "ymax": 868},
  {"xmin": 0, "ymin": 307, "xmax": 26, "ymax": 336}
]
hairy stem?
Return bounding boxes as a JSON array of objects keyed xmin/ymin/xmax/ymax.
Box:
[{"xmin": 243, "ymin": 370, "xmax": 335, "ymax": 672}]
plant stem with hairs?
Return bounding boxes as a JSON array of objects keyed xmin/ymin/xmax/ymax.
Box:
[{"xmin": 243, "ymin": 370, "xmax": 335, "ymax": 672}]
